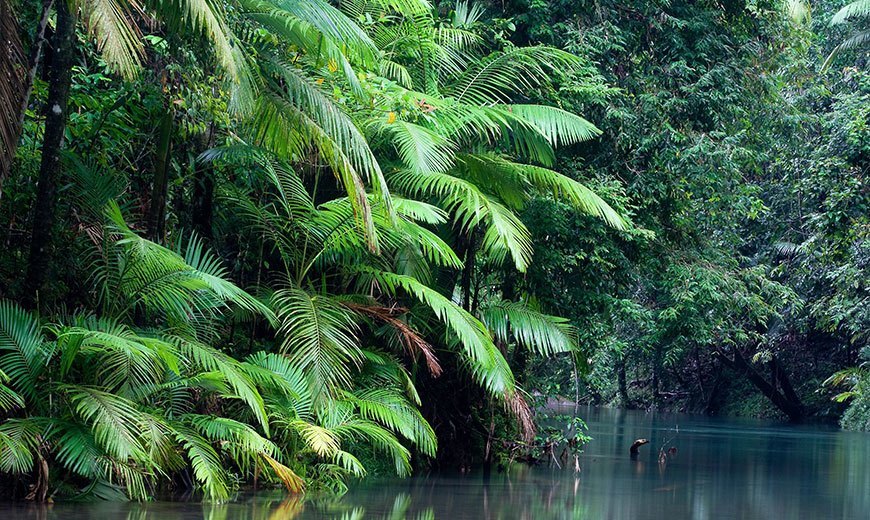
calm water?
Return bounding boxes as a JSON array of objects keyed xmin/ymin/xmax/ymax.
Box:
[{"xmin": 3, "ymin": 407, "xmax": 868, "ymax": 519}]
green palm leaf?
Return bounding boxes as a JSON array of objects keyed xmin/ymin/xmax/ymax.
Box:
[
  {"xmin": 505, "ymin": 104, "xmax": 601, "ymax": 148},
  {"xmin": 272, "ymin": 286, "xmax": 363, "ymax": 391},
  {"xmin": 389, "ymin": 169, "xmax": 535, "ymax": 270},
  {"xmin": 356, "ymin": 268, "xmax": 514, "ymax": 395},
  {"xmin": 0, "ymin": 419, "xmax": 40, "ymax": 473},
  {"xmin": 831, "ymin": 0, "xmax": 870, "ymax": 24},
  {"xmin": 170, "ymin": 423, "xmax": 232, "ymax": 501},
  {"xmin": 449, "ymin": 46, "xmax": 579, "ymax": 105},
  {"xmin": 103, "ymin": 202, "xmax": 277, "ymax": 325},
  {"xmin": 173, "ymin": 337, "xmax": 271, "ymax": 433},
  {"xmin": 340, "ymin": 387, "xmax": 436, "ymax": 456},
  {"xmin": 64, "ymin": 385, "xmax": 150, "ymax": 462},
  {"xmin": 479, "ymin": 300, "xmax": 577, "ymax": 356},
  {"xmin": 373, "ymin": 120, "xmax": 457, "ymax": 174},
  {"xmin": 0, "ymin": 300, "xmax": 48, "ymax": 401},
  {"xmin": 75, "ymin": 0, "xmax": 144, "ymax": 80}
]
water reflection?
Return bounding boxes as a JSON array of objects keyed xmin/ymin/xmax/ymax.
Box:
[{"xmin": 2, "ymin": 407, "xmax": 868, "ymax": 519}]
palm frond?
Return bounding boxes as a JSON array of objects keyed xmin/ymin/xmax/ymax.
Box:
[
  {"xmin": 449, "ymin": 46, "xmax": 579, "ymax": 105},
  {"xmin": 248, "ymin": 93, "xmax": 385, "ymax": 248},
  {"xmin": 289, "ymin": 419, "xmax": 342, "ymax": 455},
  {"xmin": 372, "ymin": 120, "xmax": 457, "ymax": 173},
  {"xmin": 268, "ymin": 0, "xmax": 379, "ymax": 66},
  {"xmin": 171, "ymin": 423, "xmax": 232, "ymax": 501},
  {"xmin": 340, "ymin": 0, "xmax": 431, "ymax": 19},
  {"xmin": 52, "ymin": 420, "xmax": 151, "ymax": 500},
  {"xmin": 262, "ymin": 452, "xmax": 305, "ymax": 493},
  {"xmin": 272, "ymin": 286, "xmax": 363, "ymax": 391},
  {"xmin": 452, "ymin": 1, "xmax": 486, "ymax": 28},
  {"xmin": 479, "ymin": 300, "xmax": 577, "ymax": 356},
  {"xmin": 389, "ymin": 169, "xmax": 535, "ymax": 270},
  {"xmin": 147, "ymin": 0, "xmax": 244, "ymax": 80},
  {"xmin": 102, "ymin": 202, "xmax": 277, "ymax": 325},
  {"xmin": 330, "ymin": 418, "xmax": 411, "ymax": 475},
  {"xmin": 823, "ymin": 30, "xmax": 870, "ymax": 70},
  {"xmin": 75, "ymin": 0, "xmax": 144, "ymax": 80},
  {"xmin": 459, "ymin": 154, "xmax": 627, "ymax": 229},
  {"xmin": 173, "ymin": 337, "xmax": 271, "ymax": 433},
  {"xmin": 0, "ymin": 381, "xmax": 23, "ymax": 411},
  {"xmin": 0, "ymin": 419, "xmax": 41, "ymax": 473},
  {"xmin": 0, "ymin": 0, "xmax": 27, "ymax": 180},
  {"xmin": 505, "ymin": 105, "xmax": 601, "ymax": 147},
  {"xmin": 56, "ymin": 322, "xmax": 168, "ymax": 394},
  {"xmin": 347, "ymin": 304, "xmax": 442, "ymax": 376},
  {"xmin": 185, "ymin": 414, "xmax": 279, "ymax": 471},
  {"xmin": 356, "ymin": 268, "xmax": 514, "ymax": 395},
  {"xmin": 0, "ymin": 300, "xmax": 48, "ymax": 402},
  {"xmin": 340, "ymin": 387, "xmax": 436, "ymax": 456},
  {"xmin": 64, "ymin": 385, "xmax": 149, "ymax": 462},
  {"xmin": 831, "ymin": 0, "xmax": 870, "ymax": 24}
]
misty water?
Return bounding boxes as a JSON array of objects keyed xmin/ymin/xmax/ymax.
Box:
[{"xmin": 3, "ymin": 407, "xmax": 868, "ymax": 519}]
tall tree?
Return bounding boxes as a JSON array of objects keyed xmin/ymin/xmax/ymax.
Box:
[{"xmin": 23, "ymin": 0, "xmax": 76, "ymax": 306}]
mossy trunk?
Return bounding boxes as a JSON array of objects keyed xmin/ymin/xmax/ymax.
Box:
[{"xmin": 148, "ymin": 110, "xmax": 173, "ymax": 241}]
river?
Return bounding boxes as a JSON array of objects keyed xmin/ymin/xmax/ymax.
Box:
[{"xmin": 2, "ymin": 407, "xmax": 868, "ymax": 519}]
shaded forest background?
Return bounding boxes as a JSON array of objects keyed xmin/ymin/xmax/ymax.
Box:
[{"xmin": 496, "ymin": 0, "xmax": 868, "ymax": 427}]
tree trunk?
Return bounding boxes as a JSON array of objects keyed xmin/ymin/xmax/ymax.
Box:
[
  {"xmin": 148, "ymin": 110, "xmax": 173, "ymax": 241},
  {"xmin": 191, "ymin": 122, "xmax": 215, "ymax": 239},
  {"xmin": 651, "ymin": 343, "xmax": 663, "ymax": 408},
  {"xmin": 459, "ymin": 230, "xmax": 478, "ymax": 311},
  {"xmin": 23, "ymin": 0, "xmax": 75, "ymax": 307},
  {"xmin": 704, "ymin": 368, "xmax": 722, "ymax": 415},
  {"xmin": 18, "ymin": 0, "xmax": 54, "ymax": 125},
  {"xmin": 717, "ymin": 349, "xmax": 804, "ymax": 421},
  {"xmin": 617, "ymin": 357, "xmax": 631, "ymax": 407},
  {"xmin": 770, "ymin": 355, "xmax": 802, "ymax": 407}
]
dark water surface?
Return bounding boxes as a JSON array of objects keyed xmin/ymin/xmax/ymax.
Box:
[{"xmin": 3, "ymin": 407, "xmax": 868, "ymax": 519}]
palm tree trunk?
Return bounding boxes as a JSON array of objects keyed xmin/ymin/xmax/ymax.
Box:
[
  {"xmin": 191, "ymin": 122, "xmax": 215, "ymax": 239},
  {"xmin": 23, "ymin": 0, "xmax": 75, "ymax": 307},
  {"xmin": 148, "ymin": 109, "xmax": 173, "ymax": 240},
  {"xmin": 459, "ymin": 228, "xmax": 480, "ymax": 311}
]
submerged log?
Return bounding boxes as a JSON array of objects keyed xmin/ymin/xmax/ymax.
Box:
[{"xmin": 630, "ymin": 438, "xmax": 650, "ymax": 458}]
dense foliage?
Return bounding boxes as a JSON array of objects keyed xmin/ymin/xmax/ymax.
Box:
[
  {"xmin": 0, "ymin": 0, "xmax": 866, "ymax": 504},
  {"xmin": 498, "ymin": 0, "xmax": 868, "ymax": 425}
]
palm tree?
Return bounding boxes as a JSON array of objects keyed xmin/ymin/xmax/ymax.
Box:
[
  {"xmin": 1, "ymin": 202, "xmax": 436, "ymax": 500},
  {"xmin": 342, "ymin": 0, "xmax": 627, "ymax": 438},
  {"xmin": 0, "ymin": 207, "xmax": 289, "ymax": 499},
  {"xmin": 208, "ymin": 0, "xmax": 628, "ymax": 448}
]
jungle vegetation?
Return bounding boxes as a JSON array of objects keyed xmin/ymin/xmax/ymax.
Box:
[{"xmin": 0, "ymin": 0, "xmax": 866, "ymax": 502}]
